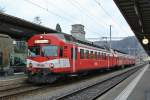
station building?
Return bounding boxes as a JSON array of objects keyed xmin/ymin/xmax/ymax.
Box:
[{"xmin": 0, "ymin": 33, "xmax": 27, "ymax": 75}]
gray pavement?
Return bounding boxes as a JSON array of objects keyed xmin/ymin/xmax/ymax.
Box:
[
  {"xmin": 127, "ymin": 64, "xmax": 150, "ymax": 100},
  {"xmin": 97, "ymin": 64, "xmax": 149, "ymax": 100}
]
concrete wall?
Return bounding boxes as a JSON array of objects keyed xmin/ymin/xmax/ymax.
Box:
[{"xmin": 0, "ymin": 34, "xmax": 14, "ymax": 68}]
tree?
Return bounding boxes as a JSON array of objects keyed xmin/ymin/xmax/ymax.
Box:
[
  {"xmin": 56, "ymin": 23, "xmax": 62, "ymax": 32},
  {"xmin": 33, "ymin": 16, "xmax": 42, "ymax": 24}
]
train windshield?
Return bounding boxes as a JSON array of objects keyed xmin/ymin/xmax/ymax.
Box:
[
  {"xmin": 28, "ymin": 46, "xmax": 40, "ymax": 57},
  {"xmin": 41, "ymin": 45, "xmax": 58, "ymax": 56}
]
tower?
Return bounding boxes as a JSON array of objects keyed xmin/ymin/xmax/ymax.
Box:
[{"xmin": 71, "ymin": 24, "xmax": 86, "ymax": 40}]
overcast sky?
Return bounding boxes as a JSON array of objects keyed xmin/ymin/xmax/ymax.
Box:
[{"xmin": 0, "ymin": 0, "xmax": 135, "ymax": 41}]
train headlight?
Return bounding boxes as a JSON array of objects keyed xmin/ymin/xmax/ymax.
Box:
[
  {"xmin": 29, "ymin": 62, "xmax": 32, "ymax": 68},
  {"xmin": 49, "ymin": 63, "xmax": 54, "ymax": 68},
  {"xmin": 40, "ymin": 35, "xmax": 43, "ymax": 39}
]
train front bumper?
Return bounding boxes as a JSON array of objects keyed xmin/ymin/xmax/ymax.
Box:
[{"xmin": 27, "ymin": 69, "xmax": 60, "ymax": 84}]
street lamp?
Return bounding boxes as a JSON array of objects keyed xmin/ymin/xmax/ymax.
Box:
[{"xmin": 142, "ymin": 37, "xmax": 149, "ymax": 45}]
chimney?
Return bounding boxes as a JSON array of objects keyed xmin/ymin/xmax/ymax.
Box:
[{"xmin": 71, "ymin": 24, "xmax": 86, "ymax": 40}]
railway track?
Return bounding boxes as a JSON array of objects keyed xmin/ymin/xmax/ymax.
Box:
[
  {"xmin": 0, "ymin": 64, "xmax": 144, "ymax": 100},
  {"xmin": 50, "ymin": 65, "xmax": 143, "ymax": 100},
  {"xmin": 0, "ymin": 83, "xmax": 49, "ymax": 100}
]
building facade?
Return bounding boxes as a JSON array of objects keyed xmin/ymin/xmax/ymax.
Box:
[{"xmin": 0, "ymin": 33, "xmax": 27, "ymax": 74}]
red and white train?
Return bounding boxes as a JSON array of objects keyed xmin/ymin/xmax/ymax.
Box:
[{"xmin": 27, "ymin": 33, "xmax": 135, "ymax": 83}]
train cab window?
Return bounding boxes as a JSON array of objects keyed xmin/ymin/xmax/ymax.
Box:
[
  {"xmin": 95, "ymin": 52, "xmax": 97, "ymax": 59},
  {"xmin": 90, "ymin": 51, "xmax": 93, "ymax": 59},
  {"xmin": 59, "ymin": 47, "xmax": 63, "ymax": 57},
  {"xmin": 86, "ymin": 50, "xmax": 89, "ymax": 59},
  {"xmin": 28, "ymin": 46, "xmax": 40, "ymax": 57},
  {"xmin": 80, "ymin": 49, "xmax": 84, "ymax": 59},
  {"xmin": 42, "ymin": 46, "xmax": 58, "ymax": 56}
]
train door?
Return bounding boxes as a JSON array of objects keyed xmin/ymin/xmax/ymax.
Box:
[{"xmin": 70, "ymin": 45, "xmax": 78, "ymax": 73}]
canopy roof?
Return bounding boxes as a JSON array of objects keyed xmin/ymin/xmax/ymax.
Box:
[
  {"xmin": 0, "ymin": 13, "xmax": 58, "ymax": 40},
  {"xmin": 114, "ymin": 0, "xmax": 150, "ymax": 55}
]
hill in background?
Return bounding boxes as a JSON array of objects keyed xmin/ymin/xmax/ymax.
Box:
[{"xmin": 94, "ymin": 36, "xmax": 146, "ymax": 56}]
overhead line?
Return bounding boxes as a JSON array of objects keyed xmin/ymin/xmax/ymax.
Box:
[
  {"xmin": 68, "ymin": 0, "xmax": 106, "ymax": 35},
  {"xmin": 94, "ymin": 0, "xmax": 130, "ymax": 35},
  {"xmin": 25, "ymin": 0, "xmax": 107, "ymax": 36},
  {"xmin": 24, "ymin": 0, "xmax": 74, "ymax": 22}
]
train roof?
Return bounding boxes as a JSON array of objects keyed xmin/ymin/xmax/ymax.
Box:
[
  {"xmin": 113, "ymin": 49, "xmax": 127, "ymax": 54},
  {"xmin": 53, "ymin": 33, "xmax": 105, "ymax": 49},
  {"xmin": 39, "ymin": 32, "xmax": 131, "ymax": 55}
]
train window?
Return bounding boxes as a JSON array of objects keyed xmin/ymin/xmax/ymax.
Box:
[
  {"xmin": 98, "ymin": 52, "xmax": 100, "ymax": 59},
  {"xmin": 80, "ymin": 49, "xmax": 84, "ymax": 59},
  {"xmin": 104, "ymin": 53, "xmax": 106, "ymax": 59},
  {"xmin": 86, "ymin": 50, "xmax": 89, "ymax": 59},
  {"xmin": 108, "ymin": 54, "xmax": 110, "ymax": 59},
  {"xmin": 90, "ymin": 51, "xmax": 93, "ymax": 59},
  {"xmin": 28, "ymin": 46, "xmax": 40, "ymax": 57},
  {"xmin": 95, "ymin": 52, "xmax": 97, "ymax": 59},
  {"xmin": 59, "ymin": 47, "xmax": 63, "ymax": 57},
  {"xmin": 102, "ymin": 53, "xmax": 104, "ymax": 59},
  {"xmin": 102, "ymin": 53, "xmax": 106, "ymax": 60}
]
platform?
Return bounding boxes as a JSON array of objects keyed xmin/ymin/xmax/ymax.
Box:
[{"xmin": 97, "ymin": 64, "xmax": 150, "ymax": 100}]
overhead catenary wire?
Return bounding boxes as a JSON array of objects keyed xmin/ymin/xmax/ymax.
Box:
[
  {"xmin": 94, "ymin": 0, "xmax": 130, "ymax": 36},
  {"xmin": 25, "ymin": 0, "xmax": 104, "ymax": 36},
  {"xmin": 69, "ymin": 0, "xmax": 108, "ymax": 28},
  {"xmin": 44, "ymin": 0, "xmax": 79, "ymax": 22},
  {"xmin": 24, "ymin": 0, "xmax": 74, "ymax": 22},
  {"xmin": 75, "ymin": 0, "xmax": 109, "ymax": 26},
  {"xmin": 24, "ymin": 0, "xmax": 129, "ymax": 38},
  {"xmin": 45, "ymin": 0, "xmax": 104, "ymax": 35},
  {"xmin": 67, "ymin": 0, "xmax": 107, "ymax": 35}
]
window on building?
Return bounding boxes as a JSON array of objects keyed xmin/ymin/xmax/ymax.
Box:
[
  {"xmin": 15, "ymin": 41, "xmax": 27, "ymax": 53},
  {"xmin": 80, "ymin": 49, "xmax": 84, "ymax": 59}
]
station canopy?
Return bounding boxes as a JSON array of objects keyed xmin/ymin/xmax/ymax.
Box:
[
  {"xmin": 0, "ymin": 13, "xmax": 58, "ymax": 40},
  {"xmin": 114, "ymin": 0, "xmax": 150, "ymax": 55}
]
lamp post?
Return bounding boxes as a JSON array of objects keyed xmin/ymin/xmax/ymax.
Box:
[{"xmin": 109, "ymin": 25, "xmax": 112, "ymax": 51}]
